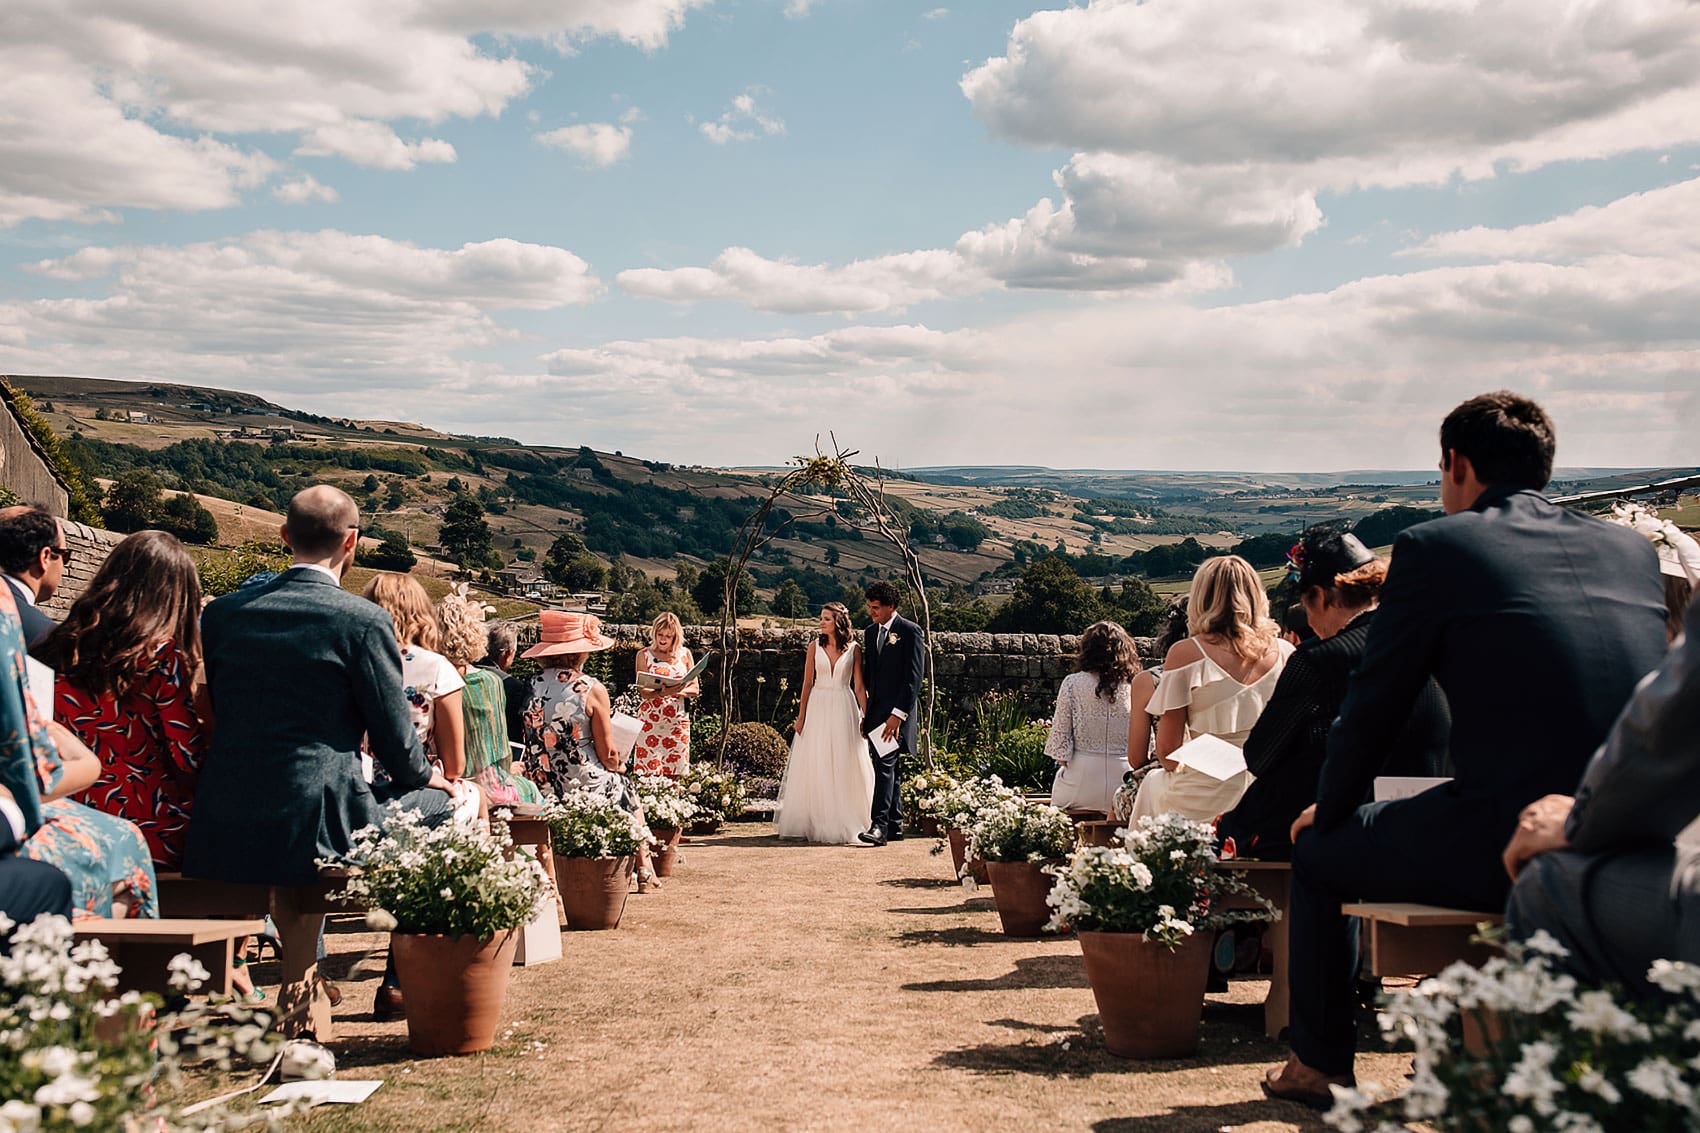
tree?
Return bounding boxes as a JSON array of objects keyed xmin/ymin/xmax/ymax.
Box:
[
  {"xmin": 989, "ymin": 556, "xmax": 1106, "ymax": 634},
  {"xmin": 357, "ymin": 531, "xmax": 417, "ymax": 572},
  {"xmin": 543, "ymin": 532, "xmax": 589, "ymax": 580},
  {"xmin": 103, "ymin": 470, "xmax": 164, "ymax": 533},
  {"xmin": 158, "ymin": 493, "xmax": 219, "ymax": 545},
  {"xmin": 1352, "ymin": 506, "xmax": 1442, "ymax": 549},
  {"xmin": 1108, "ymin": 576, "xmax": 1169, "ymax": 637},
  {"xmin": 606, "ymin": 579, "xmax": 703, "ymax": 625},
  {"xmin": 694, "ymin": 557, "xmax": 756, "ymax": 616},
  {"xmin": 384, "ymin": 484, "xmax": 406, "ymax": 511},
  {"xmin": 361, "ymin": 474, "xmax": 380, "ymax": 494},
  {"xmin": 824, "ymin": 544, "xmax": 840, "ymax": 566},
  {"xmin": 772, "ymin": 578, "xmax": 809, "ymax": 619},
  {"xmin": 558, "ymin": 554, "xmax": 607, "ymax": 591},
  {"xmin": 930, "ymin": 601, "xmax": 991, "ymax": 632},
  {"xmin": 437, "ymin": 496, "xmax": 496, "ymax": 568}
]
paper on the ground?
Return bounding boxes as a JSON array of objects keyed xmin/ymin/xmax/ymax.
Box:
[
  {"xmin": 1373, "ymin": 776, "xmax": 1452, "ymax": 802},
  {"xmin": 636, "ymin": 652, "xmax": 714, "ymax": 690},
  {"xmin": 1170, "ymin": 734, "xmax": 1248, "ymax": 782},
  {"xmin": 24, "ymin": 657, "xmax": 52, "ymax": 719},
  {"xmin": 865, "ymin": 726, "xmax": 901, "ymax": 758},
  {"xmin": 259, "ymin": 1081, "xmax": 383, "ymax": 1106},
  {"xmin": 609, "ymin": 712, "xmax": 644, "ymax": 758}
]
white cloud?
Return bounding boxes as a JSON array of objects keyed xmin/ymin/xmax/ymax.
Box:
[
  {"xmin": 3, "ymin": 231, "xmax": 601, "ymax": 400},
  {"xmin": 619, "ymin": 247, "xmax": 982, "ymax": 314},
  {"xmin": 0, "ymin": 0, "xmax": 709, "ymax": 225},
  {"xmin": 273, "ymin": 176, "xmax": 339, "ymax": 205},
  {"xmin": 699, "ymin": 90, "xmax": 786, "ymax": 145},
  {"xmin": 1406, "ymin": 176, "xmax": 1700, "ymax": 263},
  {"xmin": 923, "ymin": 8, "xmax": 950, "ymax": 20},
  {"xmin": 536, "ymin": 122, "xmax": 635, "ymax": 167}
]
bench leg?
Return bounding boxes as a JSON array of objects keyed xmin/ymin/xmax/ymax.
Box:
[
  {"xmin": 107, "ymin": 939, "xmax": 237, "ymax": 998},
  {"xmin": 271, "ymin": 889, "xmax": 332, "ymax": 1041}
]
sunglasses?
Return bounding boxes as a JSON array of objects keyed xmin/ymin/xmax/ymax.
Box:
[{"xmin": 45, "ymin": 546, "xmax": 72, "ymax": 565}]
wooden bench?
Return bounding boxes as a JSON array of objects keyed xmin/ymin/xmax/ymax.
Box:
[
  {"xmin": 493, "ymin": 804, "xmax": 564, "ymax": 927},
  {"xmin": 1215, "ymin": 859, "xmax": 1292, "ymax": 1038},
  {"xmin": 1341, "ymin": 902, "xmax": 1504, "ymax": 977},
  {"xmin": 75, "ymin": 918, "xmax": 264, "ymax": 998}
]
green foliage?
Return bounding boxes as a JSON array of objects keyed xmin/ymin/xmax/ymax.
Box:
[
  {"xmin": 1121, "ymin": 536, "xmax": 1214, "ymax": 579},
  {"xmin": 964, "ymin": 797, "xmax": 1074, "ymax": 863},
  {"xmin": 195, "ymin": 539, "xmax": 291, "ymax": 597},
  {"xmin": 983, "ymin": 722, "xmax": 1055, "ymax": 793},
  {"xmin": 1229, "ymin": 531, "xmax": 1298, "ymax": 569},
  {"xmin": 356, "ymin": 531, "xmax": 417, "ymax": 571},
  {"xmin": 1352, "ymin": 505, "xmax": 1442, "ymax": 548},
  {"xmin": 721, "ymin": 721, "xmax": 790, "ymax": 778},
  {"xmin": 101, "ymin": 469, "xmax": 163, "ymax": 533},
  {"xmin": 989, "ymin": 556, "xmax": 1107, "ymax": 634},
  {"xmin": 682, "ymin": 764, "xmax": 747, "ymax": 824},
  {"xmin": 604, "ymin": 577, "xmax": 702, "ymax": 625},
  {"xmin": 437, "ymin": 495, "xmax": 496, "ymax": 568},
  {"xmin": 0, "ymin": 380, "xmax": 102, "ymax": 525},
  {"xmin": 930, "ymin": 600, "xmax": 991, "ymax": 632},
  {"xmin": 1105, "ymin": 576, "xmax": 1169, "ymax": 636},
  {"xmin": 771, "ymin": 577, "xmax": 809, "ymax": 618},
  {"xmin": 694, "ymin": 557, "xmax": 757, "ymax": 616}
]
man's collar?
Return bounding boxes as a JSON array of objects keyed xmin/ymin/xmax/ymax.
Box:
[
  {"xmin": 3, "ymin": 575, "xmax": 37, "ymax": 606},
  {"xmin": 287, "ymin": 562, "xmax": 341, "ymax": 584},
  {"xmin": 878, "ymin": 612, "xmax": 898, "ymax": 631},
  {"xmin": 1471, "ymin": 483, "xmax": 1542, "ymax": 513}
]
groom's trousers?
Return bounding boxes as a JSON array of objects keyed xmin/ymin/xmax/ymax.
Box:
[{"xmin": 868, "ymin": 741, "xmax": 903, "ymax": 835}]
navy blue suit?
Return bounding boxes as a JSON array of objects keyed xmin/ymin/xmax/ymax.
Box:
[
  {"xmin": 861, "ymin": 615, "xmax": 924, "ymax": 835},
  {"xmin": 1289, "ymin": 486, "xmax": 1669, "ymax": 1074}
]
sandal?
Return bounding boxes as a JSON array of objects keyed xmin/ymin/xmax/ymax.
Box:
[
  {"xmin": 636, "ymin": 868, "xmax": 665, "ymax": 893},
  {"xmin": 1261, "ymin": 1062, "xmax": 1353, "ymax": 1111}
]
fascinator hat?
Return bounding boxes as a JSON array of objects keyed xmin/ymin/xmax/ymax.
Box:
[
  {"xmin": 1285, "ymin": 524, "xmax": 1378, "ymax": 591},
  {"xmin": 521, "ymin": 610, "xmax": 617, "ymax": 659},
  {"xmin": 1604, "ymin": 502, "xmax": 1700, "ymax": 587}
]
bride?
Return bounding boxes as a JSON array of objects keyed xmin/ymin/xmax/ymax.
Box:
[{"xmin": 775, "ymin": 602, "xmax": 876, "ymax": 844}]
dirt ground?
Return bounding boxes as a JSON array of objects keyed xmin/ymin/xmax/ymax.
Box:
[{"xmin": 248, "ymin": 831, "xmax": 1413, "ymax": 1133}]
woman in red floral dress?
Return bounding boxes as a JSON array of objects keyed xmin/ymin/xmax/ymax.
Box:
[
  {"xmin": 634, "ymin": 612, "xmax": 697, "ymax": 778},
  {"xmin": 37, "ymin": 530, "xmax": 208, "ymax": 870}
]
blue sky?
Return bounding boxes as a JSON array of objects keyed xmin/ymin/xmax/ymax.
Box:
[{"xmin": 2, "ymin": 0, "xmax": 1697, "ymax": 471}]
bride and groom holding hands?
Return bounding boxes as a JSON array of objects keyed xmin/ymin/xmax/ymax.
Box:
[{"xmin": 774, "ymin": 581, "xmax": 926, "ymax": 846}]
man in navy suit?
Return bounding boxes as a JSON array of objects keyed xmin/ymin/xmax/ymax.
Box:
[
  {"xmin": 1264, "ymin": 392, "xmax": 1669, "ymax": 1106},
  {"xmin": 0, "ymin": 506, "xmax": 66, "ymax": 649},
  {"xmin": 859, "ymin": 580, "xmax": 925, "ymax": 846}
]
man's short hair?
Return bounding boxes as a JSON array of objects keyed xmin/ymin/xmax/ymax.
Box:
[
  {"xmin": 284, "ymin": 486, "xmax": 359, "ymax": 559},
  {"xmin": 864, "ymin": 580, "xmax": 901, "ymax": 608},
  {"xmin": 1440, "ymin": 391, "xmax": 1556, "ymax": 490},
  {"xmin": 487, "ymin": 621, "xmax": 520, "ymax": 661},
  {"xmin": 0, "ymin": 509, "xmax": 61, "ymax": 575}
]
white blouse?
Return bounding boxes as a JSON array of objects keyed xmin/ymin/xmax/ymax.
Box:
[
  {"xmin": 1147, "ymin": 638, "xmax": 1294, "ymax": 748},
  {"xmin": 1044, "ymin": 671, "xmax": 1132, "ymax": 764}
]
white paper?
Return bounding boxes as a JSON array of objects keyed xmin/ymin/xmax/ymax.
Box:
[
  {"xmin": 1170, "ymin": 734, "xmax": 1248, "ymax": 782},
  {"xmin": 608, "ymin": 712, "xmax": 644, "ymax": 758},
  {"xmin": 865, "ymin": 726, "xmax": 901, "ymax": 758},
  {"xmin": 260, "ymin": 1081, "xmax": 383, "ymax": 1106},
  {"xmin": 1373, "ymin": 776, "xmax": 1452, "ymax": 802},
  {"xmin": 24, "ymin": 657, "xmax": 52, "ymax": 719},
  {"xmin": 636, "ymin": 652, "xmax": 713, "ymax": 690}
]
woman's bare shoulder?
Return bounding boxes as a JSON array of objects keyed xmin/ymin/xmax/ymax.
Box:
[{"xmin": 1163, "ymin": 638, "xmax": 1204, "ymax": 667}]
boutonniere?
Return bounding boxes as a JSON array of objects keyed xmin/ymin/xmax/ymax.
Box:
[{"xmin": 886, "ymin": 631, "xmax": 901, "ymax": 644}]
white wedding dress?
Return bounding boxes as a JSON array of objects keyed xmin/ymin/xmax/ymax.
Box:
[{"xmin": 775, "ymin": 642, "xmax": 876, "ymax": 845}]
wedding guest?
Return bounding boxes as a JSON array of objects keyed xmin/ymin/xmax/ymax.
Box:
[
  {"xmin": 0, "ymin": 506, "xmax": 66, "ymax": 648},
  {"xmin": 0, "ymin": 783, "xmax": 73, "ymax": 950},
  {"xmin": 520, "ymin": 611, "xmax": 661, "ymax": 890},
  {"xmin": 1115, "ymin": 598, "xmax": 1189, "ymax": 822},
  {"xmin": 1128, "ymin": 556, "xmax": 1292, "ymax": 825},
  {"xmin": 634, "ymin": 612, "xmax": 698, "ymax": 778},
  {"xmin": 1280, "ymin": 601, "xmax": 1315, "ymax": 647},
  {"xmin": 439, "ymin": 588, "xmax": 540, "ymax": 806},
  {"xmin": 0, "ymin": 580, "xmax": 157, "ymax": 920},
  {"xmin": 482, "ymin": 621, "xmax": 530, "ymax": 746},
  {"xmin": 185, "ymin": 486, "xmax": 455, "ymax": 1039},
  {"xmin": 1265, "ymin": 392, "xmax": 1668, "ymax": 1108},
  {"xmin": 1601, "ymin": 502, "xmax": 1700, "ymax": 643},
  {"xmin": 1503, "ymin": 597, "xmax": 1700, "ymax": 997},
  {"xmin": 362, "ymin": 573, "xmax": 468, "ymax": 782},
  {"xmin": 1217, "ymin": 527, "xmax": 1449, "ymax": 860},
  {"xmin": 37, "ymin": 531, "xmax": 207, "ymax": 870},
  {"xmin": 1045, "ymin": 621, "xmax": 1137, "ymax": 815}
]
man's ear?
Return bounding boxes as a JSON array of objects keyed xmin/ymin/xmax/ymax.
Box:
[{"xmin": 278, "ymin": 522, "xmax": 292, "ymax": 551}]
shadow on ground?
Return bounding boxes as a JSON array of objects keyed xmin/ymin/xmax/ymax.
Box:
[
  {"xmin": 885, "ymin": 899, "xmax": 996, "ymax": 916},
  {"xmin": 893, "ymin": 926, "xmax": 1014, "ymax": 947},
  {"xmin": 903, "ymin": 955, "xmax": 1088, "ymax": 993},
  {"xmin": 1094, "ymin": 1100, "xmax": 1330, "ymax": 1132},
  {"xmin": 934, "ymin": 1011, "xmax": 1291, "ymax": 1079},
  {"xmin": 878, "ymin": 877, "xmax": 957, "ymax": 890}
]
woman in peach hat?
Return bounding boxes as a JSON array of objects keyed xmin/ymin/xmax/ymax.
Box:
[{"xmin": 519, "ymin": 610, "xmax": 661, "ymax": 890}]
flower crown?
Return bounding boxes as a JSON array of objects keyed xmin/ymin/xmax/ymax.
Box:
[{"xmin": 1283, "ymin": 542, "xmax": 1306, "ymax": 586}]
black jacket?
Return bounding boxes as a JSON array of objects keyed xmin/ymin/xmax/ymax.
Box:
[
  {"xmin": 4, "ymin": 577, "xmax": 54, "ymax": 650},
  {"xmin": 861, "ymin": 615, "xmax": 925, "ymax": 754},
  {"xmin": 1314, "ymin": 487, "xmax": 1668, "ymax": 861},
  {"xmin": 1220, "ymin": 609, "xmax": 1450, "ymax": 858}
]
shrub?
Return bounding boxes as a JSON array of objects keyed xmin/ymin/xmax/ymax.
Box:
[
  {"xmin": 682, "ymin": 765, "xmax": 747, "ymax": 824},
  {"xmin": 194, "ymin": 539, "xmax": 291, "ymax": 597},
  {"xmin": 540, "ymin": 791, "xmax": 652, "ymax": 859},
  {"xmin": 984, "ymin": 722, "xmax": 1054, "ymax": 793},
  {"xmin": 902, "ymin": 769, "xmax": 959, "ymax": 827},
  {"xmin": 722, "ymin": 721, "xmax": 790, "ymax": 778}
]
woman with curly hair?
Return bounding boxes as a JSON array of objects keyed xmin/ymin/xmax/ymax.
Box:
[
  {"xmin": 1129, "ymin": 555, "xmax": 1294, "ymax": 825},
  {"xmin": 437, "ymin": 586, "xmax": 541, "ymax": 806},
  {"xmin": 1044, "ymin": 621, "xmax": 1139, "ymax": 814}
]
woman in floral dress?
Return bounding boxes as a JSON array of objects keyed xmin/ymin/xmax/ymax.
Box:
[
  {"xmin": 634, "ymin": 612, "xmax": 697, "ymax": 778},
  {"xmin": 0, "ymin": 579, "xmax": 156, "ymax": 919},
  {"xmin": 520, "ymin": 611, "xmax": 661, "ymax": 890}
]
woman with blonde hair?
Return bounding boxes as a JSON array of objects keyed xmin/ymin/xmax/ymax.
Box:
[
  {"xmin": 1128, "ymin": 555, "xmax": 1294, "ymax": 824},
  {"xmin": 634, "ymin": 610, "xmax": 698, "ymax": 778},
  {"xmin": 437, "ymin": 585, "xmax": 542, "ymax": 806},
  {"xmin": 361, "ymin": 573, "xmax": 469, "ymax": 786}
]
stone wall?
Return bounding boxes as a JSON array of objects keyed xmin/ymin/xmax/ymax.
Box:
[
  {"xmin": 0, "ymin": 403, "xmax": 71, "ymax": 517},
  {"xmin": 525, "ymin": 623, "xmax": 1162, "ymax": 722},
  {"xmin": 41, "ymin": 522, "xmax": 125, "ymax": 617}
]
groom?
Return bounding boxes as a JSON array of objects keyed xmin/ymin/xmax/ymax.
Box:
[{"xmin": 859, "ymin": 581, "xmax": 925, "ymax": 847}]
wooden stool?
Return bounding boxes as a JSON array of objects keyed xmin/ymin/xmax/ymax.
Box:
[
  {"xmin": 1341, "ymin": 902, "xmax": 1503, "ymax": 977},
  {"xmin": 1215, "ymin": 859, "xmax": 1293, "ymax": 1038},
  {"xmin": 74, "ymin": 918, "xmax": 264, "ymax": 998}
]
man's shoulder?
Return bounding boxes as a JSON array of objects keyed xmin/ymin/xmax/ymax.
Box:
[{"xmin": 210, "ymin": 572, "xmax": 384, "ymax": 631}]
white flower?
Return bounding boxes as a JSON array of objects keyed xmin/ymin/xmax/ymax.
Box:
[
  {"xmin": 1566, "ymin": 989, "xmax": 1650, "ymax": 1041},
  {"xmin": 1507, "ymin": 1117, "xmax": 1534, "ymax": 1133},
  {"xmin": 365, "ymin": 909, "xmax": 399, "ymax": 932},
  {"xmin": 166, "ymin": 953, "xmax": 211, "ymax": 993},
  {"xmin": 67, "ymin": 1102, "xmax": 94, "ymax": 1128},
  {"xmin": 0, "ymin": 1100, "xmax": 42, "ymax": 1133},
  {"xmin": 1648, "ymin": 959, "xmax": 1700, "ymax": 996},
  {"xmin": 1502, "ymin": 1040, "xmax": 1563, "ymax": 1116},
  {"xmin": 1627, "ymin": 1057, "xmax": 1692, "ymax": 1105},
  {"xmin": 1575, "ymin": 1067, "xmax": 1621, "ymax": 1104}
]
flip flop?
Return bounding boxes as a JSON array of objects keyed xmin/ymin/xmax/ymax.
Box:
[{"xmin": 1261, "ymin": 1065, "xmax": 1348, "ymax": 1111}]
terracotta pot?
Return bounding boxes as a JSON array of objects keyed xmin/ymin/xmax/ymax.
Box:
[
  {"xmin": 391, "ymin": 930, "xmax": 519, "ymax": 1056},
  {"xmin": 555, "ymin": 855, "xmax": 633, "ymax": 930},
  {"xmin": 919, "ymin": 816, "xmax": 942, "ymax": 838},
  {"xmin": 945, "ymin": 828, "xmax": 990, "ymax": 885},
  {"xmin": 1078, "ymin": 929, "xmax": 1212, "ymax": 1058},
  {"xmin": 985, "ymin": 859, "xmax": 1062, "ymax": 938},
  {"xmin": 687, "ymin": 817, "xmax": 722, "ymax": 836},
  {"xmin": 651, "ymin": 826, "xmax": 683, "ymax": 878}
]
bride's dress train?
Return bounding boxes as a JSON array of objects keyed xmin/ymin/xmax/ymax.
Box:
[{"xmin": 775, "ymin": 643, "xmax": 875, "ymax": 845}]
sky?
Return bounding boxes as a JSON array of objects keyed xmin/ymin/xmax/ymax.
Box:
[{"xmin": 1, "ymin": 0, "xmax": 1698, "ymax": 472}]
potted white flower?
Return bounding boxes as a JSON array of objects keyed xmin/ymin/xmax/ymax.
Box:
[
  {"xmin": 334, "ymin": 806, "xmax": 547, "ymax": 1056},
  {"xmin": 966, "ymin": 796, "xmax": 1076, "ymax": 937},
  {"xmin": 541, "ymin": 791, "xmax": 652, "ymax": 930},
  {"xmin": 1045, "ymin": 813, "xmax": 1275, "ymax": 1058},
  {"xmin": 902, "ymin": 769, "xmax": 959, "ymax": 837},
  {"xmin": 931, "ymin": 775, "xmax": 1017, "ymax": 884},
  {"xmin": 634, "ymin": 774, "xmax": 699, "ymax": 877}
]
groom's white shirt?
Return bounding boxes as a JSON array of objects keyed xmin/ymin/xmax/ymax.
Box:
[{"xmin": 873, "ymin": 611, "xmax": 907, "ymax": 721}]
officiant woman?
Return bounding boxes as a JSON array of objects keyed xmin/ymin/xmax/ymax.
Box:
[{"xmin": 634, "ymin": 612, "xmax": 698, "ymax": 779}]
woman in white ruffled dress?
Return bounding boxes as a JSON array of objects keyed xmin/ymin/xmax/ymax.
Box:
[
  {"xmin": 775, "ymin": 603, "xmax": 875, "ymax": 845},
  {"xmin": 1129, "ymin": 555, "xmax": 1293, "ymax": 825}
]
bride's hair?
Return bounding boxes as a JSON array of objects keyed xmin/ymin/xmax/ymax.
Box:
[{"xmin": 819, "ymin": 603, "xmax": 853, "ymax": 651}]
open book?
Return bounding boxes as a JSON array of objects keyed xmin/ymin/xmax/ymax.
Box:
[{"xmin": 635, "ymin": 652, "xmax": 714, "ymax": 691}]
